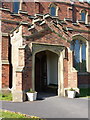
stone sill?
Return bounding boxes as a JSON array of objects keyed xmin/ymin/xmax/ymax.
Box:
[
  {"xmin": 18, "ymin": 10, "xmax": 28, "ymax": 15},
  {"xmin": 77, "ymin": 20, "xmax": 85, "ymax": 24},
  {"xmin": 52, "ymin": 16, "xmax": 59, "ymax": 19},
  {"xmin": 11, "ymin": 13, "xmax": 20, "ymax": 17}
]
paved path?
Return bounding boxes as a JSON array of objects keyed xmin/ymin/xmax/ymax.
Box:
[{"xmin": 0, "ymin": 93, "xmax": 89, "ymax": 118}]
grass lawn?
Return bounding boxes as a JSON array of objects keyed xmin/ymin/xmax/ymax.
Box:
[
  {"xmin": 0, "ymin": 110, "xmax": 27, "ymax": 118},
  {"xmin": 0, "ymin": 110, "xmax": 42, "ymax": 120},
  {"xmin": 78, "ymin": 88, "xmax": 90, "ymax": 98},
  {"xmin": 0, "ymin": 93, "xmax": 12, "ymax": 101}
]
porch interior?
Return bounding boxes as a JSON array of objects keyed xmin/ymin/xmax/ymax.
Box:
[{"xmin": 35, "ymin": 50, "xmax": 58, "ymax": 97}]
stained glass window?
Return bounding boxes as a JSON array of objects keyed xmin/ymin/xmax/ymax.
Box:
[
  {"xmin": 81, "ymin": 10, "xmax": 86, "ymax": 22},
  {"xmin": 71, "ymin": 40, "xmax": 86, "ymax": 72}
]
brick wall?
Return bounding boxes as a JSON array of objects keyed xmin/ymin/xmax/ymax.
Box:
[
  {"xmin": 2, "ymin": 64, "xmax": 10, "ymax": 88},
  {"xmin": 0, "ymin": 1, "xmax": 90, "ymax": 91}
]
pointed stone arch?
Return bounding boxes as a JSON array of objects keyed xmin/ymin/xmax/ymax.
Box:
[
  {"xmin": 72, "ymin": 34, "xmax": 88, "ymax": 42},
  {"xmin": 31, "ymin": 43, "xmax": 65, "ymax": 96}
]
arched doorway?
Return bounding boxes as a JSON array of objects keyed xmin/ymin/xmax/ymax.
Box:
[{"xmin": 35, "ymin": 50, "xmax": 58, "ymax": 94}]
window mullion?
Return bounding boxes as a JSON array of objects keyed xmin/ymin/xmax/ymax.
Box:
[{"xmin": 80, "ymin": 43, "xmax": 82, "ymax": 63}]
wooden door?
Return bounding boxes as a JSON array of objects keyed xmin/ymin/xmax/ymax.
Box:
[{"xmin": 35, "ymin": 56, "xmax": 41, "ymax": 92}]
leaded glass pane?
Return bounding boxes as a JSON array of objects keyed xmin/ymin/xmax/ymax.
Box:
[{"xmin": 50, "ymin": 7, "xmax": 56, "ymax": 16}]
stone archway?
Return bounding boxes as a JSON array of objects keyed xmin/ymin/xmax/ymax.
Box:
[
  {"xmin": 35, "ymin": 50, "xmax": 58, "ymax": 94},
  {"xmin": 31, "ymin": 43, "xmax": 65, "ymax": 96}
]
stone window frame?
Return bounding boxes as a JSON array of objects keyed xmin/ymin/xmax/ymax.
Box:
[
  {"xmin": 80, "ymin": 9, "xmax": 88, "ymax": 24},
  {"xmin": 71, "ymin": 35, "xmax": 89, "ymax": 74},
  {"xmin": 49, "ymin": 3, "xmax": 58, "ymax": 16}
]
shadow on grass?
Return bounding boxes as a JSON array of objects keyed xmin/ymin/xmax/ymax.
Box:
[
  {"xmin": 76, "ymin": 88, "xmax": 90, "ymax": 98},
  {"xmin": 0, "ymin": 93, "xmax": 12, "ymax": 101}
]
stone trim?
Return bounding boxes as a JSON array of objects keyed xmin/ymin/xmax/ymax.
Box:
[
  {"xmin": 10, "ymin": 25, "xmax": 21, "ymax": 34},
  {"xmin": 72, "ymin": 23, "xmax": 79, "ymax": 26},
  {"xmin": 32, "ymin": 43, "xmax": 65, "ymax": 56},
  {"xmin": 77, "ymin": 20, "xmax": 85, "ymax": 24},
  {"xmin": 18, "ymin": 10, "xmax": 28, "ymax": 15},
  {"xmin": 73, "ymin": 28, "xmax": 90, "ymax": 33},
  {"xmin": 85, "ymin": 24, "xmax": 90, "ymax": 27},
  {"xmin": 35, "ymin": 13, "xmax": 43, "ymax": 17},
  {"xmin": 11, "ymin": 13, "xmax": 21, "ymax": 17},
  {"xmin": 20, "ymin": 21, "xmax": 29, "ymax": 25},
  {"xmin": 66, "ymin": 27, "xmax": 73, "ymax": 31},
  {"xmin": 12, "ymin": 90, "xmax": 26, "ymax": 102},
  {"xmin": 72, "ymin": 35, "xmax": 89, "ymax": 73},
  {"xmin": 18, "ymin": 45, "xmax": 26, "ymax": 49},
  {"xmin": 2, "ymin": 60, "xmax": 9, "ymax": 64},
  {"xmin": 2, "ymin": 33, "xmax": 9, "ymax": 37},
  {"xmin": 16, "ymin": 66, "xmax": 24, "ymax": 72},
  {"xmin": 39, "ymin": 20, "xmax": 46, "ymax": 26},
  {"xmin": 75, "ymin": 4, "xmax": 90, "ymax": 10},
  {"xmin": 43, "ymin": 13, "xmax": 52, "ymax": 19},
  {"xmin": 60, "ymin": 20, "xmax": 67, "ymax": 24},
  {"xmin": 28, "ymin": 15, "xmax": 35, "ymax": 19},
  {"xmin": 52, "ymin": 2, "xmax": 90, "ymax": 10},
  {"xmin": 64, "ymin": 18, "xmax": 72, "ymax": 22},
  {"xmin": 23, "ymin": 27, "xmax": 51, "ymax": 39},
  {"xmin": 0, "ymin": 8, "xmax": 10, "ymax": 12},
  {"xmin": 31, "ymin": 43, "xmax": 65, "ymax": 96},
  {"xmin": 1, "ymin": 19, "xmax": 20, "ymax": 25},
  {"xmin": 72, "ymin": 34, "xmax": 88, "ymax": 41}
]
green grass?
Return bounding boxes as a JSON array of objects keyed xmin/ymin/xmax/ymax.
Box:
[
  {"xmin": 0, "ymin": 93, "xmax": 12, "ymax": 101},
  {"xmin": 0, "ymin": 110, "xmax": 27, "ymax": 118},
  {"xmin": 78, "ymin": 88, "xmax": 90, "ymax": 98},
  {"xmin": 0, "ymin": 110, "xmax": 42, "ymax": 120}
]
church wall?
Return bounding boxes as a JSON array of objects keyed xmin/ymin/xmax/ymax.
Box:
[{"xmin": 0, "ymin": 1, "xmax": 90, "ymax": 98}]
